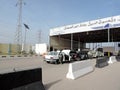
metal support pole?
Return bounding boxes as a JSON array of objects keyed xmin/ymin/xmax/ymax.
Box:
[
  {"xmin": 89, "ymin": 43, "xmax": 90, "ymax": 49},
  {"xmin": 71, "ymin": 33, "xmax": 73, "ymax": 50},
  {"xmin": 78, "ymin": 34, "xmax": 80, "ymax": 51},
  {"xmin": 107, "ymin": 28, "xmax": 110, "ymax": 57},
  {"xmin": 23, "ymin": 28, "xmax": 27, "ymax": 51},
  {"xmin": 59, "ymin": 33, "xmax": 60, "ymax": 49},
  {"xmin": 93, "ymin": 43, "xmax": 94, "ymax": 50},
  {"xmin": 108, "ymin": 28, "xmax": 110, "ymax": 42}
]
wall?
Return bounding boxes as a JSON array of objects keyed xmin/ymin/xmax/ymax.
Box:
[
  {"xmin": 50, "ymin": 36, "xmax": 86, "ymax": 50},
  {"xmin": 0, "ymin": 43, "xmax": 32, "ymax": 55}
]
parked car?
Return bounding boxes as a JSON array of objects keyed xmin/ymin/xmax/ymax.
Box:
[
  {"xmin": 58, "ymin": 50, "xmax": 70, "ymax": 64},
  {"xmin": 88, "ymin": 50, "xmax": 104, "ymax": 58},
  {"xmin": 69, "ymin": 50, "xmax": 77, "ymax": 60},
  {"xmin": 44, "ymin": 51, "xmax": 60, "ymax": 64},
  {"xmin": 76, "ymin": 51, "xmax": 89, "ymax": 60},
  {"xmin": 59, "ymin": 49, "xmax": 77, "ymax": 63}
]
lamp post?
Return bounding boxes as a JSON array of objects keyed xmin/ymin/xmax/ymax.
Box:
[
  {"xmin": 23, "ymin": 23, "xmax": 29, "ymax": 52},
  {"xmin": 23, "ymin": 26, "xmax": 27, "ymax": 51}
]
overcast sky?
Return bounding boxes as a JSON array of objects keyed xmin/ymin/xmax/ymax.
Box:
[{"xmin": 0, "ymin": 0, "xmax": 120, "ymax": 45}]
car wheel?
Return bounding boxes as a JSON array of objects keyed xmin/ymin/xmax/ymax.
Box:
[
  {"xmin": 59, "ymin": 55, "xmax": 63, "ymax": 64},
  {"xmin": 76, "ymin": 58, "xmax": 80, "ymax": 61},
  {"xmin": 55, "ymin": 60, "xmax": 59, "ymax": 64},
  {"xmin": 47, "ymin": 61, "xmax": 50, "ymax": 63}
]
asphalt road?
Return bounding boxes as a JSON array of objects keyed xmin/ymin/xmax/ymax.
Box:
[{"xmin": 0, "ymin": 56, "xmax": 120, "ymax": 90}]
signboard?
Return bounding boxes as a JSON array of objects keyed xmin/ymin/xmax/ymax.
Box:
[{"xmin": 50, "ymin": 15, "xmax": 120, "ymax": 36}]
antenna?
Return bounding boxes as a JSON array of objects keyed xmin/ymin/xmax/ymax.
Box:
[{"xmin": 15, "ymin": 0, "xmax": 25, "ymax": 54}]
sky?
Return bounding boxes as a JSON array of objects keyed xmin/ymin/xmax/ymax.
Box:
[{"xmin": 0, "ymin": 0, "xmax": 120, "ymax": 45}]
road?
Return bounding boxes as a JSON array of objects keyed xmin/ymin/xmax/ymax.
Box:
[{"xmin": 0, "ymin": 56, "xmax": 120, "ymax": 90}]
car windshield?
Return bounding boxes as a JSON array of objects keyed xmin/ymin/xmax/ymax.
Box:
[{"xmin": 48, "ymin": 51, "xmax": 58, "ymax": 55}]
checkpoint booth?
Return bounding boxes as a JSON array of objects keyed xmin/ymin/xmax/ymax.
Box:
[{"xmin": 49, "ymin": 15, "xmax": 120, "ymax": 53}]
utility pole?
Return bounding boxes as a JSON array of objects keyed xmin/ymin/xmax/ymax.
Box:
[{"xmin": 15, "ymin": 0, "xmax": 24, "ymax": 54}]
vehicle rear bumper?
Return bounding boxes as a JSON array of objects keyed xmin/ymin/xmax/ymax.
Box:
[{"xmin": 45, "ymin": 59, "xmax": 58, "ymax": 63}]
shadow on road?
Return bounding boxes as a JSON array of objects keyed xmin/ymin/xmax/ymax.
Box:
[{"xmin": 44, "ymin": 79, "xmax": 62, "ymax": 90}]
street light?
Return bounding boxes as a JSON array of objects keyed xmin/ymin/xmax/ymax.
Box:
[{"xmin": 23, "ymin": 23, "xmax": 29, "ymax": 51}]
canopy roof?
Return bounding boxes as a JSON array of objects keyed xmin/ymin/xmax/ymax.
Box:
[
  {"xmin": 53, "ymin": 27, "xmax": 120, "ymax": 43},
  {"xmin": 50, "ymin": 15, "xmax": 120, "ymax": 43}
]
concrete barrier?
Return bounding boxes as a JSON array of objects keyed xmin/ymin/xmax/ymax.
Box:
[
  {"xmin": 96, "ymin": 57, "xmax": 109, "ymax": 68},
  {"xmin": 66, "ymin": 60, "xmax": 94, "ymax": 80},
  {"xmin": 116, "ymin": 56, "xmax": 120, "ymax": 61},
  {"xmin": 1, "ymin": 56, "xmax": 7, "ymax": 58},
  {"xmin": 108, "ymin": 56, "xmax": 117, "ymax": 64},
  {"xmin": 0, "ymin": 60, "xmax": 45, "ymax": 90}
]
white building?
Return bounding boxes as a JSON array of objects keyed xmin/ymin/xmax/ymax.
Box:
[{"xmin": 35, "ymin": 43, "xmax": 47, "ymax": 55}]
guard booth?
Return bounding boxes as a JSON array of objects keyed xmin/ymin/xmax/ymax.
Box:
[{"xmin": 49, "ymin": 15, "xmax": 120, "ymax": 54}]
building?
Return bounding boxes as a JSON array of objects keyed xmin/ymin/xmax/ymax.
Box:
[
  {"xmin": 50, "ymin": 15, "xmax": 120, "ymax": 53},
  {"xmin": 35, "ymin": 43, "xmax": 47, "ymax": 55}
]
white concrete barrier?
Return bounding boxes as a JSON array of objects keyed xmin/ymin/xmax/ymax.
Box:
[
  {"xmin": 66, "ymin": 60, "xmax": 94, "ymax": 80},
  {"xmin": 108, "ymin": 56, "xmax": 117, "ymax": 64}
]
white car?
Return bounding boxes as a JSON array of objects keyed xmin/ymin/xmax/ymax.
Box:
[{"xmin": 44, "ymin": 51, "xmax": 60, "ymax": 64}]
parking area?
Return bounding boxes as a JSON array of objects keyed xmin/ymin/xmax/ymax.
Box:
[{"xmin": 1, "ymin": 56, "xmax": 120, "ymax": 90}]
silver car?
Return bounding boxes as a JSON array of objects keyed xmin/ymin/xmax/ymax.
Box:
[{"xmin": 44, "ymin": 51, "xmax": 60, "ymax": 64}]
